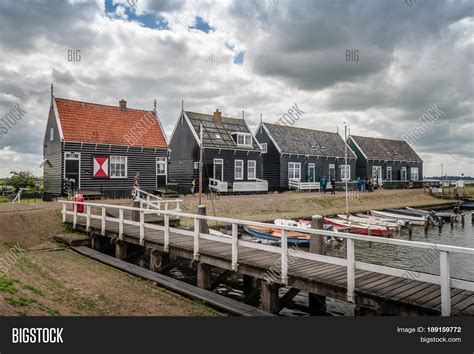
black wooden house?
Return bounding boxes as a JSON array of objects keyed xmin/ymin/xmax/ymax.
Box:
[
  {"xmin": 347, "ymin": 135, "xmax": 423, "ymax": 187},
  {"xmin": 42, "ymin": 94, "xmax": 168, "ymax": 198},
  {"xmin": 255, "ymin": 123, "xmax": 356, "ymax": 191},
  {"xmin": 168, "ymin": 110, "xmax": 267, "ymax": 193}
]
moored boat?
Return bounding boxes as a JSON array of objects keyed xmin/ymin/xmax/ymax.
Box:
[
  {"xmin": 355, "ymin": 213, "xmax": 407, "ymax": 227},
  {"xmin": 243, "ymin": 225, "xmax": 310, "ymax": 244},
  {"xmin": 370, "ymin": 210, "xmax": 426, "ymax": 225},
  {"xmin": 337, "ymin": 214, "xmax": 401, "ymax": 229},
  {"xmin": 324, "ymin": 217, "xmax": 393, "ymax": 237}
]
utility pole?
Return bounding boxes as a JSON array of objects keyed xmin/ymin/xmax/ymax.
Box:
[
  {"xmin": 344, "ymin": 122, "xmax": 349, "ymax": 219},
  {"xmin": 199, "ymin": 123, "xmax": 203, "ymax": 205}
]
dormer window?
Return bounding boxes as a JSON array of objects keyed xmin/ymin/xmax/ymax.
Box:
[{"xmin": 236, "ymin": 133, "xmax": 252, "ymax": 147}]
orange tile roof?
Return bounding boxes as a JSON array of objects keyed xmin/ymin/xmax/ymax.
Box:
[{"xmin": 55, "ymin": 97, "xmax": 167, "ymax": 148}]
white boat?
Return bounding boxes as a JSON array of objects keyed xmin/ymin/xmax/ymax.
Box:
[
  {"xmin": 370, "ymin": 210, "xmax": 426, "ymax": 225},
  {"xmin": 337, "ymin": 214, "xmax": 401, "ymax": 229},
  {"xmin": 355, "ymin": 213, "xmax": 407, "ymax": 227},
  {"xmin": 274, "ymin": 219, "xmax": 311, "ymax": 229}
]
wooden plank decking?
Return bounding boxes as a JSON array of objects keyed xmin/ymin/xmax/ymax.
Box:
[{"xmin": 66, "ymin": 216, "xmax": 474, "ymax": 316}]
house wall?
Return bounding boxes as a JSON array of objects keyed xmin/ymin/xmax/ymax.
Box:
[
  {"xmin": 43, "ymin": 104, "xmax": 62, "ymax": 195},
  {"xmin": 63, "ymin": 142, "xmax": 167, "ymax": 198},
  {"xmin": 255, "ymin": 126, "xmax": 280, "ymax": 190}
]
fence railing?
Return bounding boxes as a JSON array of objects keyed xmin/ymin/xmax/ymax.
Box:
[
  {"xmin": 209, "ymin": 178, "xmax": 228, "ymax": 193},
  {"xmin": 61, "ymin": 200, "xmax": 474, "ymax": 316},
  {"xmin": 134, "ymin": 188, "xmax": 182, "ymax": 211}
]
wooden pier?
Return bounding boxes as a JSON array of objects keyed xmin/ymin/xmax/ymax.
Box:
[{"xmin": 62, "ymin": 200, "xmax": 474, "ymax": 316}]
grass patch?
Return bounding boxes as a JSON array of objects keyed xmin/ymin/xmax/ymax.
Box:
[
  {"xmin": 0, "ymin": 276, "xmax": 17, "ymax": 293},
  {"xmin": 21, "ymin": 283, "xmax": 43, "ymax": 296},
  {"xmin": 5, "ymin": 297, "xmax": 32, "ymax": 307}
]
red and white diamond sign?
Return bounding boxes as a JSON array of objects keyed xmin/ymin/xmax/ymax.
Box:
[{"xmin": 93, "ymin": 156, "xmax": 109, "ymax": 177}]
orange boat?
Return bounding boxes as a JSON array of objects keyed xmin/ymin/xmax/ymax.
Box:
[{"xmin": 243, "ymin": 225, "xmax": 310, "ymax": 244}]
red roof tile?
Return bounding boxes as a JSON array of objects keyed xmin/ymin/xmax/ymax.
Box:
[{"xmin": 55, "ymin": 97, "xmax": 167, "ymax": 148}]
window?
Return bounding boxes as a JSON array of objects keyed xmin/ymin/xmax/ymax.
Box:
[
  {"xmin": 410, "ymin": 167, "xmax": 419, "ymax": 181},
  {"xmin": 157, "ymin": 157, "xmax": 167, "ymax": 176},
  {"xmin": 235, "ymin": 160, "xmax": 244, "ymax": 180},
  {"xmin": 214, "ymin": 159, "xmax": 223, "ymax": 180},
  {"xmin": 261, "ymin": 143, "xmax": 267, "ymax": 153},
  {"xmin": 50, "ymin": 128, "xmax": 54, "ymax": 141},
  {"xmin": 372, "ymin": 166, "xmax": 382, "ymax": 180},
  {"xmin": 401, "ymin": 167, "xmax": 407, "ymax": 181},
  {"xmin": 341, "ymin": 164, "xmax": 351, "ymax": 181},
  {"xmin": 386, "ymin": 167, "xmax": 392, "ymax": 181},
  {"xmin": 110, "ymin": 156, "xmax": 127, "ymax": 178},
  {"xmin": 236, "ymin": 133, "xmax": 252, "ymax": 147},
  {"xmin": 328, "ymin": 164, "xmax": 335, "ymax": 179},
  {"xmin": 288, "ymin": 162, "xmax": 301, "ymax": 180},
  {"xmin": 248, "ymin": 160, "xmax": 256, "ymax": 180}
]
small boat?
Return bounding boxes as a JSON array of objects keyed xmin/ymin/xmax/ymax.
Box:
[
  {"xmin": 243, "ymin": 225, "xmax": 310, "ymax": 244},
  {"xmin": 337, "ymin": 214, "xmax": 401, "ymax": 229},
  {"xmin": 459, "ymin": 201, "xmax": 474, "ymax": 210},
  {"xmin": 356, "ymin": 213, "xmax": 407, "ymax": 227},
  {"xmin": 370, "ymin": 210, "xmax": 426, "ymax": 225},
  {"xmin": 324, "ymin": 217, "xmax": 393, "ymax": 237}
]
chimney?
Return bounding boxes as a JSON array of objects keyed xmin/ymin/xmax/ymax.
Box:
[
  {"xmin": 213, "ymin": 109, "xmax": 222, "ymax": 125},
  {"xmin": 119, "ymin": 99, "xmax": 127, "ymax": 112}
]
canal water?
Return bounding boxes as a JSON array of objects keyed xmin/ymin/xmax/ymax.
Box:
[{"xmin": 161, "ymin": 211, "xmax": 474, "ymax": 316}]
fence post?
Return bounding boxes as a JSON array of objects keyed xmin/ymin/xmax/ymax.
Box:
[
  {"xmin": 146, "ymin": 194, "xmax": 150, "ymax": 209},
  {"xmin": 86, "ymin": 205, "xmax": 91, "ymax": 232},
  {"xmin": 281, "ymin": 229, "xmax": 288, "ymax": 285},
  {"xmin": 347, "ymin": 238, "xmax": 355, "ymax": 303},
  {"xmin": 193, "ymin": 217, "xmax": 200, "ymax": 261},
  {"xmin": 119, "ymin": 208, "xmax": 124, "ymax": 240},
  {"xmin": 101, "ymin": 207, "xmax": 106, "ymax": 236},
  {"xmin": 440, "ymin": 251, "xmax": 451, "ymax": 316},
  {"xmin": 62, "ymin": 203, "xmax": 66, "ymax": 223},
  {"xmin": 164, "ymin": 214, "xmax": 170, "ymax": 252},
  {"xmin": 139, "ymin": 210, "xmax": 145, "ymax": 245},
  {"xmin": 73, "ymin": 203, "xmax": 77, "ymax": 229},
  {"xmin": 231, "ymin": 223, "xmax": 238, "ymax": 271}
]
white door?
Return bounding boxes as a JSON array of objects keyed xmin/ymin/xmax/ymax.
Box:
[{"xmin": 372, "ymin": 166, "xmax": 382, "ymax": 184}]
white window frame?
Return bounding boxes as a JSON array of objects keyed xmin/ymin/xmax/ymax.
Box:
[
  {"xmin": 236, "ymin": 133, "xmax": 253, "ymax": 147},
  {"xmin": 110, "ymin": 156, "xmax": 127, "ymax": 179},
  {"xmin": 372, "ymin": 166, "xmax": 382, "ymax": 180},
  {"xmin": 235, "ymin": 160, "xmax": 244, "ymax": 180},
  {"xmin": 213, "ymin": 158, "xmax": 224, "ymax": 181},
  {"xmin": 341, "ymin": 164, "xmax": 351, "ymax": 181},
  {"xmin": 156, "ymin": 157, "xmax": 167, "ymax": 176},
  {"xmin": 50, "ymin": 127, "xmax": 54, "ymax": 141},
  {"xmin": 288, "ymin": 162, "xmax": 301, "ymax": 180},
  {"xmin": 386, "ymin": 166, "xmax": 392, "ymax": 181},
  {"xmin": 308, "ymin": 163, "xmax": 315, "ymax": 181},
  {"xmin": 247, "ymin": 160, "xmax": 256, "ymax": 180},
  {"xmin": 261, "ymin": 143, "xmax": 267, "ymax": 153},
  {"xmin": 401, "ymin": 167, "xmax": 407, "ymax": 181},
  {"xmin": 64, "ymin": 152, "xmax": 81, "ymax": 189},
  {"xmin": 410, "ymin": 167, "xmax": 419, "ymax": 181},
  {"xmin": 328, "ymin": 164, "xmax": 335, "ymax": 179}
]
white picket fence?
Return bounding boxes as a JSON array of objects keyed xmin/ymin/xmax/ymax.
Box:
[{"xmin": 62, "ymin": 200, "xmax": 474, "ymax": 316}]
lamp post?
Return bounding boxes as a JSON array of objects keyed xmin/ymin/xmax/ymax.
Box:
[{"xmin": 343, "ymin": 122, "xmax": 349, "ymax": 219}]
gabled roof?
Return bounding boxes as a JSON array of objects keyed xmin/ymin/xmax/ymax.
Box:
[
  {"xmin": 263, "ymin": 123, "xmax": 356, "ymax": 158},
  {"xmin": 54, "ymin": 97, "xmax": 167, "ymax": 148},
  {"xmin": 185, "ymin": 111, "xmax": 260, "ymax": 151},
  {"xmin": 350, "ymin": 135, "xmax": 422, "ymax": 162}
]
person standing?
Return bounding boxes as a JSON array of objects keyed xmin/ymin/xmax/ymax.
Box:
[
  {"xmin": 132, "ymin": 172, "xmax": 140, "ymax": 199},
  {"xmin": 321, "ymin": 176, "xmax": 327, "ymax": 194},
  {"xmin": 330, "ymin": 177, "xmax": 336, "ymax": 194}
]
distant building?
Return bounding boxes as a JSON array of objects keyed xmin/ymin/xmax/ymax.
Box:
[
  {"xmin": 255, "ymin": 123, "xmax": 356, "ymax": 191},
  {"xmin": 42, "ymin": 94, "xmax": 168, "ymax": 198},
  {"xmin": 347, "ymin": 135, "xmax": 423, "ymax": 186},
  {"xmin": 168, "ymin": 109, "xmax": 267, "ymax": 193}
]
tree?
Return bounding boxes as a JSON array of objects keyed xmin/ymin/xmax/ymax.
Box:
[{"xmin": 6, "ymin": 171, "xmax": 40, "ymax": 192}]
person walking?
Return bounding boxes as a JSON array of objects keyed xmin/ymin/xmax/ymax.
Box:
[
  {"xmin": 132, "ymin": 172, "xmax": 140, "ymax": 199},
  {"xmin": 330, "ymin": 177, "xmax": 336, "ymax": 194},
  {"xmin": 321, "ymin": 176, "xmax": 327, "ymax": 194}
]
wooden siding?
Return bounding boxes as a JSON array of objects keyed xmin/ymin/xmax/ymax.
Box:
[
  {"xmin": 43, "ymin": 104, "xmax": 62, "ymax": 195},
  {"xmin": 256, "ymin": 125, "xmax": 280, "ymax": 190},
  {"xmin": 63, "ymin": 142, "xmax": 167, "ymax": 197}
]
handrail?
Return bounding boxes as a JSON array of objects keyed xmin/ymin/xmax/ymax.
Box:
[{"xmin": 61, "ymin": 200, "xmax": 474, "ymax": 316}]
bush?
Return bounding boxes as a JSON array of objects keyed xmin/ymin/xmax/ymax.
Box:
[{"xmin": 5, "ymin": 171, "xmax": 42, "ymax": 193}]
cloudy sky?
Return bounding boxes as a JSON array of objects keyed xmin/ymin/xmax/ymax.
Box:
[{"xmin": 0, "ymin": 0, "xmax": 472, "ymax": 178}]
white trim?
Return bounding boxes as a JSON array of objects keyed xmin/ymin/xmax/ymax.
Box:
[
  {"xmin": 64, "ymin": 152, "xmax": 81, "ymax": 189},
  {"xmin": 235, "ymin": 132, "xmax": 253, "ymax": 147},
  {"xmin": 349, "ymin": 136, "xmax": 367, "ymax": 160},
  {"xmin": 170, "ymin": 110, "xmax": 201, "ymax": 147},
  {"xmin": 213, "ymin": 158, "xmax": 224, "ymax": 181},
  {"xmin": 234, "ymin": 159, "xmax": 244, "ymax": 180},
  {"xmin": 386, "ymin": 166, "xmax": 392, "ymax": 181},
  {"xmin": 288, "ymin": 162, "xmax": 301, "ymax": 180},
  {"xmin": 262, "ymin": 123, "xmax": 282, "ymax": 153},
  {"xmin": 247, "ymin": 160, "xmax": 256, "ymax": 180},
  {"xmin": 110, "ymin": 155, "xmax": 128, "ymax": 179},
  {"xmin": 401, "ymin": 166, "xmax": 407, "ymax": 181},
  {"xmin": 53, "ymin": 98, "xmax": 64, "ymax": 141},
  {"xmin": 261, "ymin": 142, "xmax": 267, "ymax": 153},
  {"xmin": 156, "ymin": 157, "xmax": 167, "ymax": 176},
  {"xmin": 340, "ymin": 164, "xmax": 351, "ymax": 181},
  {"xmin": 153, "ymin": 110, "xmax": 168, "ymax": 146}
]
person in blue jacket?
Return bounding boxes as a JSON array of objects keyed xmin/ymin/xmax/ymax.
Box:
[{"xmin": 321, "ymin": 176, "xmax": 327, "ymax": 193}]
